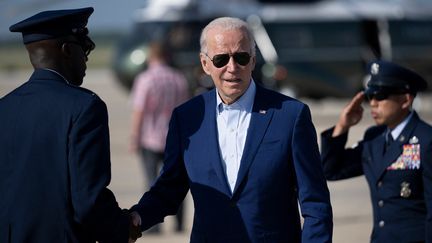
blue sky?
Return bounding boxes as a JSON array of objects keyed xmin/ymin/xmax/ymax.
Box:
[{"xmin": 0, "ymin": 0, "xmax": 148, "ymax": 42}]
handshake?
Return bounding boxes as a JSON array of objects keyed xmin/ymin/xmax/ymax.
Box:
[{"xmin": 128, "ymin": 211, "xmax": 142, "ymax": 243}]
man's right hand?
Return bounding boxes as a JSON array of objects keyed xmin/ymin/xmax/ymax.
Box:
[
  {"xmin": 128, "ymin": 211, "xmax": 142, "ymax": 243},
  {"xmin": 332, "ymin": 91, "xmax": 365, "ymax": 137}
]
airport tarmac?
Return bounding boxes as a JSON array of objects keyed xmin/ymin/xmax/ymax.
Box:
[{"xmin": 1, "ymin": 68, "xmax": 431, "ymax": 243}]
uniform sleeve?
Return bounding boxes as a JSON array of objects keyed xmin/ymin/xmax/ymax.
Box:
[
  {"xmin": 68, "ymin": 97, "xmax": 129, "ymax": 243},
  {"xmin": 291, "ymin": 105, "xmax": 333, "ymax": 243},
  {"xmin": 320, "ymin": 127, "xmax": 364, "ymax": 180}
]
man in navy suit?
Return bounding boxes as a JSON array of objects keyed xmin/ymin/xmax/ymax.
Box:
[
  {"xmin": 0, "ymin": 7, "xmax": 140, "ymax": 242},
  {"xmin": 321, "ymin": 60, "xmax": 432, "ymax": 242},
  {"xmin": 130, "ymin": 17, "xmax": 333, "ymax": 242}
]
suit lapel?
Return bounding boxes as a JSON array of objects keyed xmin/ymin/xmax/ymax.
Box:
[
  {"xmin": 202, "ymin": 90, "xmax": 232, "ymax": 194},
  {"xmin": 232, "ymin": 87, "xmax": 274, "ymax": 195},
  {"xmin": 376, "ymin": 112, "xmax": 420, "ymax": 180}
]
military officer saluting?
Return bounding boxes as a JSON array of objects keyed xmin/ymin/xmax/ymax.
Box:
[{"xmin": 320, "ymin": 60, "xmax": 432, "ymax": 242}]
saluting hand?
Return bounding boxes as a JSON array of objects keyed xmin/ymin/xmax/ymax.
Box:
[{"xmin": 332, "ymin": 91, "xmax": 365, "ymax": 137}]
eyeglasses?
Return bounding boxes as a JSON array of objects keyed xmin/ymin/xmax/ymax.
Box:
[
  {"xmin": 204, "ymin": 52, "xmax": 251, "ymax": 68},
  {"xmin": 365, "ymin": 92, "xmax": 390, "ymax": 101},
  {"xmin": 365, "ymin": 89, "xmax": 408, "ymax": 101},
  {"xmin": 71, "ymin": 27, "xmax": 89, "ymax": 36},
  {"xmin": 65, "ymin": 39, "xmax": 95, "ymax": 57}
]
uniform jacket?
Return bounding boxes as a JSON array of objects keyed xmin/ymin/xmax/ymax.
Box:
[
  {"xmin": 0, "ymin": 69, "xmax": 129, "ymax": 243},
  {"xmin": 321, "ymin": 112, "xmax": 432, "ymax": 243},
  {"xmin": 132, "ymin": 83, "xmax": 333, "ymax": 243}
]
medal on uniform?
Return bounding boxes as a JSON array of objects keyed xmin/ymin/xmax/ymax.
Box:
[
  {"xmin": 387, "ymin": 135, "xmax": 421, "ymax": 170},
  {"xmin": 400, "ymin": 182, "xmax": 411, "ymax": 198}
]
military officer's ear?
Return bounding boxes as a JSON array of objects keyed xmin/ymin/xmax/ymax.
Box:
[
  {"xmin": 401, "ymin": 93, "xmax": 415, "ymax": 109},
  {"xmin": 60, "ymin": 42, "xmax": 73, "ymax": 57}
]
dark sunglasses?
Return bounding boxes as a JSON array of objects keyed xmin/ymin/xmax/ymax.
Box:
[
  {"xmin": 65, "ymin": 38, "xmax": 95, "ymax": 57},
  {"xmin": 204, "ymin": 52, "xmax": 251, "ymax": 68},
  {"xmin": 71, "ymin": 27, "xmax": 89, "ymax": 36},
  {"xmin": 365, "ymin": 92, "xmax": 390, "ymax": 101},
  {"xmin": 365, "ymin": 89, "xmax": 408, "ymax": 101}
]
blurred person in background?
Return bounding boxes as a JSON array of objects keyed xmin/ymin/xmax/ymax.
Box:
[
  {"xmin": 321, "ymin": 60, "xmax": 431, "ymax": 242},
  {"xmin": 129, "ymin": 17, "xmax": 333, "ymax": 242},
  {"xmin": 129, "ymin": 41, "xmax": 189, "ymax": 233},
  {"xmin": 0, "ymin": 7, "xmax": 141, "ymax": 242}
]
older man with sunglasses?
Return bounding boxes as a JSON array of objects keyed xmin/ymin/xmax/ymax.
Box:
[
  {"xmin": 321, "ymin": 60, "xmax": 432, "ymax": 242},
  {"xmin": 130, "ymin": 17, "xmax": 333, "ymax": 242}
]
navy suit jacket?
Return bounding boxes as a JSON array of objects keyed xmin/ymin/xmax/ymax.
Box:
[
  {"xmin": 321, "ymin": 112, "xmax": 432, "ymax": 243},
  {"xmin": 0, "ymin": 69, "xmax": 129, "ymax": 243},
  {"xmin": 132, "ymin": 83, "xmax": 333, "ymax": 242}
]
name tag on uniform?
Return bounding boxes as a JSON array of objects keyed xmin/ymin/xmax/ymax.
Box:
[{"xmin": 387, "ymin": 136, "xmax": 421, "ymax": 170}]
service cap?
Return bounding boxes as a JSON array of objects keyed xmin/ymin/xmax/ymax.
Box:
[
  {"xmin": 9, "ymin": 7, "xmax": 94, "ymax": 44},
  {"xmin": 364, "ymin": 60, "xmax": 428, "ymax": 97}
]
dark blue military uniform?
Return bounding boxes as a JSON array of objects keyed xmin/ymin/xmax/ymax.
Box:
[
  {"xmin": 0, "ymin": 8, "xmax": 130, "ymax": 243},
  {"xmin": 321, "ymin": 61, "xmax": 432, "ymax": 243}
]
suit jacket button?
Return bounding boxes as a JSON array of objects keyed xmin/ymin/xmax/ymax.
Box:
[
  {"xmin": 378, "ymin": 200, "xmax": 384, "ymax": 207},
  {"xmin": 379, "ymin": 220, "xmax": 385, "ymax": 227},
  {"xmin": 229, "ymin": 202, "xmax": 236, "ymax": 207}
]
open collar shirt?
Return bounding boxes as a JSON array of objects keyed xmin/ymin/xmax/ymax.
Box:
[{"xmin": 216, "ymin": 80, "xmax": 256, "ymax": 192}]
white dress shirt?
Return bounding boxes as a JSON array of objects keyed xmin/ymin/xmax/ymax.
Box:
[{"xmin": 216, "ymin": 80, "xmax": 255, "ymax": 192}]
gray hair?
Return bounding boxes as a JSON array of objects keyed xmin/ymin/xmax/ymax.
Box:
[{"xmin": 200, "ymin": 17, "xmax": 256, "ymax": 56}]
